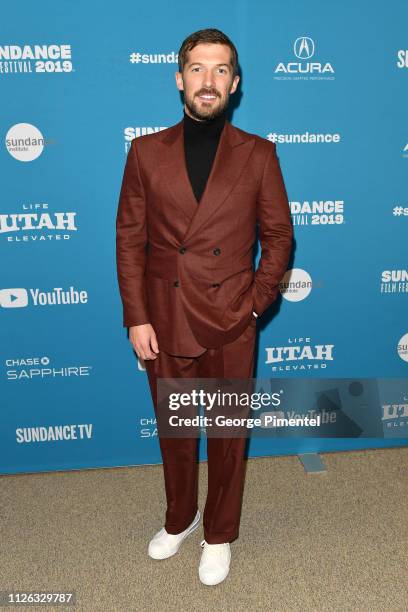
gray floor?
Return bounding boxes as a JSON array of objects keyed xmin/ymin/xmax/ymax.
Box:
[{"xmin": 1, "ymin": 447, "xmax": 407, "ymax": 611}]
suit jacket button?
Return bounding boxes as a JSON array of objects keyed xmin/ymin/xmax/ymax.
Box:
[
  {"xmin": 213, "ymin": 248, "xmax": 221, "ymax": 256},
  {"xmin": 173, "ymin": 280, "xmax": 180, "ymax": 287},
  {"xmin": 179, "ymin": 246, "xmax": 187, "ymax": 254},
  {"xmin": 212, "ymin": 283, "xmax": 220, "ymax": 287}
]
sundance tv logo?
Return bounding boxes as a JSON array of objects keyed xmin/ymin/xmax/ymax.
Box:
[
  {"xmin": 0, "ymin": 286, "xmax": 88, "ymax": 309},
  {"xmin": 274, "ymin": 37, "xmax": 335, "ymax": 80}
]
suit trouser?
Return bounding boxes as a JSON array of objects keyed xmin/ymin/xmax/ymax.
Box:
[{"xmin": 144, "ymin": 316, "xmax": 256, "ymax": 544}]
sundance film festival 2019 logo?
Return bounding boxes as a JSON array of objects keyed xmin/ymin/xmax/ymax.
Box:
[
  {"xmin": 123, "ymin": 126, "xmax": 168, "ymax": 153},
  {"xmin": 290, "ymin": 198, "xmax": 345, "ymax": 227},
  {"xmin": 274, "ymin": 37, "xmax": 335, "ymax": 80},
  {"xmin": 6, "ymin": 123, "xmax": 55, "ymax": 161},
  {"xmin": 380, "ymin": 269, "xmax": 408, "ymax": 294},
  {"xmin": 1, "ymin": 203, "xmax": 78, "ymax": 243},
  {"xmin": 0, "ymin": 44, "xmax": 74, "ymax": 74}
]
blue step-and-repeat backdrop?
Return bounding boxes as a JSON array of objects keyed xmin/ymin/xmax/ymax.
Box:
[{"xmin": 1, "ymin": 1, "xmax": 407, "ymax": 474}]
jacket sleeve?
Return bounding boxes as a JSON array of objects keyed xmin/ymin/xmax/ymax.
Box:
[
  {"xmin": 115, "ymin": 139, "xmax": 150, "ymax": 327},
  {"xmin": 252, "ymin": 141, "xmax": 293, "ymax": 317}
]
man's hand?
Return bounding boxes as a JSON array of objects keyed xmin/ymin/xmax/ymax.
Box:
[{"xmin": 129, "ymin": 324, "xmax": 160, "ymax": 360}]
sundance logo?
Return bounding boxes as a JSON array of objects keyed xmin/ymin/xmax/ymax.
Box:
[
  {"xmin": 5, "ymin": 123, "xmax": 53, "ymax": 162},
  {"xmin": 380, "ymin": 269, "xmax": 408, "ymax": 294},
  {"xmin": 397, "ymin": 49, "xmax": 408, "ymax": 68},
  {"xmin": 129, "ymin": 51, "xmax": 178, "ymax": 64},
  {"xmin": 290, "ymin": 199, "xmax": 345, "ymax": 226},
  {"xmin": 0, "ymin": 286, "xmax": 88, "ymax": 308},
  {"xmin": 16, "ymin": 423, "xmax": 92, "ymax": 444},
  {"xmin": 397, "ymin": 333, "xmax": 408, "ymax": 363},
  {"xmin": 0, "ymin": 44, "xmax": 72, "ymax": 60},
  {"xmin": 123, "ymin": 126, "xmax": 168, "ymax": 153},
  {"xmin": 0, "ymin": 44, "xmax": 74, "ymax": 75},
  {"xmin": 125, "ymin": 126, "xmax": 168, "ymax": 140},
  {"xmin": 266, "ymin": 131, "xmax": 341, "ymax": 144},
  {"xmin": 280, "ymin": 268, "xmax": 313, "ymax": 302}
]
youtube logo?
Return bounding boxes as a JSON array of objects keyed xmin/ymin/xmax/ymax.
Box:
[
  {"xmin": 0, "ymin": 288, "xmax": 28, "ymax": 308},
  {"xmin": 0, "ymin": 285, "xmax": 88, "ymax": 309}
]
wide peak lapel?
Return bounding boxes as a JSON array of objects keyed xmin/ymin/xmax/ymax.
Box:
[
  {"xmin": 182, "ymin": 120, "xmax": 255, "ymax": 244},
  {"xmin": 158, "ymin": 120, "xmax": 200, "ymax": 223}
]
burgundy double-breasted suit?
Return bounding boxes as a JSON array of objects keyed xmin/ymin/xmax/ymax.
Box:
[
  {"xmin": 116, "ymin": 116, "xmax": 293, "ymax": 543},
  {"xmin": 116, "ymin": 118, "xmax": 293, "ymax": 355}
]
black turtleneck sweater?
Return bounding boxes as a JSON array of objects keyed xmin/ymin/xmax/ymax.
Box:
[{"xmin": 183, "ymin": 109, "xmax": 226, "ymax": 203}]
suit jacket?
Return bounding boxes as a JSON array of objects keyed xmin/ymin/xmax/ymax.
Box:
[{"xmin": 116, "ymin": 117, "xmax": 293, "ymax": 356}]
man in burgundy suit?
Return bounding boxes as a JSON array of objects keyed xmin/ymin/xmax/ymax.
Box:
[{"xmin": 116, "ymin": 28, "xmax": 293, "ymax": 585}]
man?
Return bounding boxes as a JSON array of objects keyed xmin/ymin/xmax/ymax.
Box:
[{"xmin": 116, "ymin": 28, "xmax": 293, "ymax": 586}]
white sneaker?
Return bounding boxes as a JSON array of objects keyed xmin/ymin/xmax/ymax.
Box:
[
  {"xmin": 148, "ymin": 510, "xmax": 200, "ymax": 560},
  {"xmin": 198, "ymin": 539, "xmax": 231, "ymax": 585}
]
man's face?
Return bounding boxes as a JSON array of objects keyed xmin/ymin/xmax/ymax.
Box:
[{"xmin": 175, "ymin": 43, "xmax": 240, "ymax": 121}]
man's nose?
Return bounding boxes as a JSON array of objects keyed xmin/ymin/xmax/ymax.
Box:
[{"xmin": 202, "ymin": 71, "xmax": 216, "ymax": 89}]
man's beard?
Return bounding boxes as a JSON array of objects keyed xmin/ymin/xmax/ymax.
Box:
[{"xmin": 184, "ymin": 90, "xmax": 229, "ymax": 121}]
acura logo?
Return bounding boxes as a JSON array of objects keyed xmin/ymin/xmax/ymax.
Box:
[{"xmin": 294, "ymin": 37, "xmax": 315, "ymax": 59}]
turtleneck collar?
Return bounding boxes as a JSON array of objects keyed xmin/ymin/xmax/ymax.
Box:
[{"xmin": 183, "ymin": 108, "xmax": 226, "ymax": 139}]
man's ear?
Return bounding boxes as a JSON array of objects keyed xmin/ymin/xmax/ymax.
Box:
[
  {"xmin": 229, "ymin": 75, "xmax": 240, "ymax": 94},
  {"xmin": 175, "ymin": 71, "xmax": 184, "ymax": 92}
]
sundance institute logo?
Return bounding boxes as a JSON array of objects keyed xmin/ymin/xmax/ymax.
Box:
[{"xmin": 5, "ymin": 123, "xmax": 53, "ymax": 161}]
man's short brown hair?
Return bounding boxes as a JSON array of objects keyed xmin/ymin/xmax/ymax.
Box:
[{"xmin": 178, "ymin": 28, "xmax": 239, "ymax": 79}]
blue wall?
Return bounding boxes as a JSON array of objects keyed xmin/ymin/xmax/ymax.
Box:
[{"xmin": 1, "ymin": 0, "xmax": 407, "ymax": 473}]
